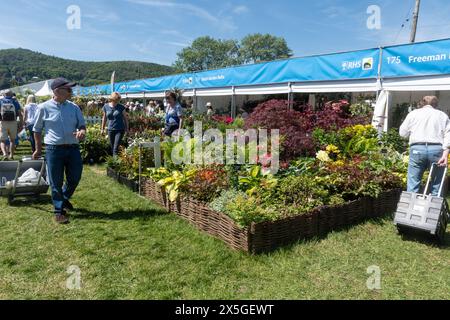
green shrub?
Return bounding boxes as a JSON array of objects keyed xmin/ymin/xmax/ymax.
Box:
[
  {"xmin": 186, "ymin": 165, "xmax": 229, "ymax": 202},
  {"xmin": 80, "ymin": 124, "xmax": 110, "ymax": 164},
  {"xmin": 328, "ymin": 194, "xmax": 346, "ymax": 206},
  {"xmin": 279, "ymin": 157, "xmax": 317, "ymax": 177},
  {"xmin": 209, "ymin": 189, "xmax": 245, "ymax": 213},
  {"xmin": 225, "ymin": 194, "xmax": 279, "ymax": 228},
  {"xmin": 349, "ymin": 102, "xmax": 373, "ymax": 118},
  {"xmin": 315, "ymin": 159, "xmax": 403, "ymax": 200},
  {"xmin": 312, "ymin": 128, "xmax": 339, "ymax": 148},
  {"xmin": 117, "ymin": 144, "xmax": 156, "ymax": 179},
  {"xmin": 267, "ymin": 175, "xmax": 328, "ymax": 215},
  {"xmin": 380, "ymin": 129, "xmax": 408, "ymax": 153},
  {"xmin": 238, "ymin": 165, "xmax": 278, "ymax": 196},
  {"xmin": 106, "ymin": 156, "xmax": 120, "ymax": 171},
  {"xmin": 337, "ymin": 124, "xmax": 379, "ymax": 157}
]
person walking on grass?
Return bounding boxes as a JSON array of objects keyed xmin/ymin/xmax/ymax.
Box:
[
  {"xmin": 163, "ymin": 91, "xmax": 183, "ymax": 137},
  {"xmin": 101, "ymin": 92, "xmax": 129, "ymax": 157},
  {"xmin": 32, "ymin": 78, "xmax": 86, "ymax": 225},
  {"xmin": 399, "ymin": 96, "xmax": 450, "ymax": 196},
  {"xmin": 0, "ymin": 90, "xmax": 24, "ymax": 160},
  {"xmin": 24, "ymin": 94, "xmax": 39, "ymax": 153}
]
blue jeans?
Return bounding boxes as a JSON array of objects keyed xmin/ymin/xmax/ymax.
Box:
[
  {"xmin": 27, "ymin": 125, "xmax": 36, "ymax": 153},
  {"xmin": 164, "ymin": 123, "xmax": 179, "ymax": 137},
  {"xmin": 46, "ymin": 145, "xmax": 83, "ymax": 214},
  {"xmin": 108, "ymin": 130, "xmax": 124, "ymax": 156},
  {"xmin": 407, "ymin": 145, "xmax": 444, "ymax": 196}
]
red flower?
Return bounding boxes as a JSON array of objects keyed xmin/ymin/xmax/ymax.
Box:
[
  {"xmin": 280, "ymin": 162, "xmax": 290, "ymax": 170},
  {"xmin": 244, "ymin": 99, "xmax": 368, "ymax": 161},
  {"xmin": 212, "ymin": 115, "xmax": 234, "ymax": 125}
]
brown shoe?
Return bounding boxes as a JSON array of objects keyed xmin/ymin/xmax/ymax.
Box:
[{"xmin": 55, "ymin": 214, "xmax": 70, "ymax": 224}]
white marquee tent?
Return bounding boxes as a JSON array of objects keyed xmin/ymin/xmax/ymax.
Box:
[{"xmin": 35, "ymin": 80, "xmax": 53, "ymax": 97}]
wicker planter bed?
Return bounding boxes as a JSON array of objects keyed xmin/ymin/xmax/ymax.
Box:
[
  {"xmin": 139, "ymin": 177, "xmax": 402, "ymax": 254},
  {"xmin": 106, "ymin": 167, "xmax": 139, "ymax": 193}
]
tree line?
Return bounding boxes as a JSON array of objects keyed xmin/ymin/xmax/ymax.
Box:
[
  {"xmin": 0, "ymin": 48, "xmax": 174, "ymax": 90},
  {"xmin": 173, "ymin": 33, "xmax": 293, "ymax": 72},
  {"xmin": 0, "ymin": 33, "xmax": 292, "ymax": 90}
]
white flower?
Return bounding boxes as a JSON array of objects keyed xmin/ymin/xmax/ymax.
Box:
[{"xmin": 316, "ymin": 150, "xmax": 331, "ymax": 162}]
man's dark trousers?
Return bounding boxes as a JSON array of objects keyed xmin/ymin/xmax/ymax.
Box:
[{"xmin": 46, "ymin": 145, "xmax": 83, "ymax": 214}]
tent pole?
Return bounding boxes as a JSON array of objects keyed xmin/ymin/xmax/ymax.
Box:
[
  {"xmin": 410, "ymin": 0, "xmax": 421, "ymax": 43},
  {"xmin": 231, "ymin": 86, "xmax": 236, "ymax": 119},
  {"xmin": 288, "ymin": 82, "xmax": 293, "ymax": 110},
  {"xmin": 376, "ymin": 47, "xmax": 383, "ymax": 101},
  {"xmin": 384, "ymin": 91, "xmax": 391, "ymax": 132},
  {"xmin": 193, "ymin": 89, "xmax": 197, "ymax": 114}
]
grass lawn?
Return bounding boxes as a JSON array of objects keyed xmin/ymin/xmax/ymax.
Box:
[{"xmin": 0, "ymin": 146, "xmax": 449, "ymax": 299}]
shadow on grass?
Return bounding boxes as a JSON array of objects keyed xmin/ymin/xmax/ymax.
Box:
[
  {"xmin": 7, "ymin": 195, "xmax": 53, "ymax": 212},
  {"xmin": 254, "ymin": 214, "xmax": 449, "ymax": 256},
  {"xmin": 71, "ymin": 207, "xmax": 168, "ymax": 221},
  {"xmin": 6, "ymin": 196, "xmax": 168, "ymax": 221},
  {"xmin": 397, "ymin": 227, "xmax": 449, "ymax": 249},
  {"xmin": 248, "ymin": 216, "xmax": 393, "ymax": 256}
]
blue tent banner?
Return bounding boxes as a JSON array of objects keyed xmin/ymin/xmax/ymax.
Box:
[
  {"xmin": 75, "ymin": 48, "xmax": 381, "ymax": 96},
  {"xmin": 74, "ymin": 38, "xmax": 450, "ymax": 96},
  {"xmin": 193, "ymin": 48, "xmax": 379, "ymax": 89},
  {"xmin": 382, "ymin": 38, "xmax": 450, "ymax": 78}
]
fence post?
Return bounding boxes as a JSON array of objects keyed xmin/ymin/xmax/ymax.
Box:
[{"xmin": 138, "ymin": 136, "xmax": 162, "ymax": 196}]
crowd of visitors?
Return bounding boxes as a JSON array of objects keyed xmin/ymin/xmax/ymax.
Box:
[
  {"xmin": 2, "ymin": 74, "xmax": 450, "ymax": 227},
  {"xmin": 0, "ymin": 86, "xmax": 232, "ymax": 163}
]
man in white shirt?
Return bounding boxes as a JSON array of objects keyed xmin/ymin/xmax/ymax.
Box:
[{"xmin": 399, "ymin": 96, "xmax": 450, "ymax": 195}]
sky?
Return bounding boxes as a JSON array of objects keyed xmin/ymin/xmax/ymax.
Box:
[{"xmin": 1, "ymin": 0, "xmax": 450, "ymax": 66}]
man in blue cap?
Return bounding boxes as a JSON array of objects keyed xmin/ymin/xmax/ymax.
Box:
[{"xmin": 33, "ymin": 78, "xmax": 86, "ymax": 224}]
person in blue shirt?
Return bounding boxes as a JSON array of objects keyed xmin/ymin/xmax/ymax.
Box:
[
  {"xmin": 0, "ymin": 90, "xmax": 24, "ymax": 160},
  {"xmin": 101, "ymin": 92, "xmax": 129, "ymax": 156},
  {"xmin": 164, "ymin": 91, "xmax": 183, "ymax": 137},
  {"xmin": 32, "ymin": 78, "xmax": 87, "ymax": 224}
]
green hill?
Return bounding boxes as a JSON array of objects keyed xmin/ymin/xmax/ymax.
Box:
[{"xmin": 0, "ymin": 48, "xmax": 175, "ymax": 90}]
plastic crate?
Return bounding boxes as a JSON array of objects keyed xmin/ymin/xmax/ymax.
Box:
[
  {"xmin": 394, "ymin": 192, "xmax": 448, "ymax": 241},
  {"xmin": 394, "ymin": 163, "xmax": 449, "ymax": 243}
]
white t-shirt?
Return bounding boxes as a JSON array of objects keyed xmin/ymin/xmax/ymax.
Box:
[
  {"xmin": 399, "ymin": 105, "xmax": 450, "ymax": 148},
  {"xmin": 25, "ymin": 103, "xmax": 39, "ymax": 126}
]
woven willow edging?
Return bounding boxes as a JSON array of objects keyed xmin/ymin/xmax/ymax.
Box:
[
  {"xmin": 107, "ymin": 167, "xmax": 139, "ymax": 192},
  {"xmin": 140, "ymin": 178, "xmax": 401, "ymax": 254}
]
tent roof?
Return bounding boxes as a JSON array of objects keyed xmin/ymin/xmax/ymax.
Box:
[
  {"xmin": 75, "ymin": 37, "xmax": 450, "ymax": 96},
  {"xmin": 35, "ymin": 80, "xmax": 53, "ymax": 97}
]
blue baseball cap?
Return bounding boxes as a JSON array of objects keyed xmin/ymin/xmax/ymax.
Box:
[{"xmin": 51, "ymin": 77, "xmax": 77, "ymax": 91}]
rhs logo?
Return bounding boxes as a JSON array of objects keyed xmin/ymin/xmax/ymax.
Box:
[
  {"xmin": 342, "ymin": 58, "xmax": 373, "ymax": 71},
  {"xmin": 363, "ymin": 58, "xmax": 374, "ymax": 70}
]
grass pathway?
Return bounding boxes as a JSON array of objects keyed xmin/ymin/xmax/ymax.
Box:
[{"xmin": 0, "ymin": 165, "xmax": 449, "ymax": 299}]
